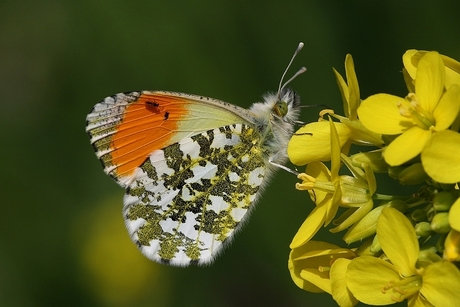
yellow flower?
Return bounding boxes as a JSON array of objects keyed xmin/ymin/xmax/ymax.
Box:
[
  {"xmin": 290, "ymin": 119, "xmax": 376, "ymax": 248},
  {"xmin": 346, "ymin": 207, "xmax": 460, "ymax": 306},
  {"xmin": 332, "ymin": 54, "xmax": 383, "ymax": 147},
  {"xmin": 288, "ymin": 54, "xmax": 382, "ymax": 167},
  {"xmin": 288, "ymin": 241, "xmax": 357, "ymax": 306},
  {"xmin": 334, "ymin": 54, "xmax": 360, "ymax": 121},
  {"xmin": 290, "ymin": 118, "xmax": 343, "ymax": 248},
  {"xmin": 404, "ymin": 49, "xmax": 460, "ymax": 90},
  {"xmin": 358, "ymin": 51, "xmax": 460, "ymax": 166}
]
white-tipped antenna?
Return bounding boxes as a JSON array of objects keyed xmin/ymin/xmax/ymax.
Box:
[{"xmin": 277, "ymin": 42, "xmax": 306, "ymax": 99}]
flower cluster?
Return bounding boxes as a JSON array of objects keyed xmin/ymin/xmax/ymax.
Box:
[{"xmin": 288, "ymin": 51, "xmax": 460, "ymax": 306}]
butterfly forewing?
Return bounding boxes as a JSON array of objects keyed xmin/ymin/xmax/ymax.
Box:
[{"xmin": 86, "ymin": 91, "xmax": 254, "ymax": 186}]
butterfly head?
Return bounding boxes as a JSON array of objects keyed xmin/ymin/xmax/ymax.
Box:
[{"xmin": 273, "ymin": 87, "xmax": 301, "ymax": 120}]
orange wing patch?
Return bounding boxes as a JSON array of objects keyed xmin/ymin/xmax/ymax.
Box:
[
  {"xmin": 86, "ymin": 92, "xmax": 192, "ymax": 183},
  {"xmin": 111, "ymin": 94, "xmax": 189, "ymax": 178}
]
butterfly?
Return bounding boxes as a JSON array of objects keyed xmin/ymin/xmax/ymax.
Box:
[{"xmin": 86, "ymin": 43, "xmax": 305, "ymax": 266}]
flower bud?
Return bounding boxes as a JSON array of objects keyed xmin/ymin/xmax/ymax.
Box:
[
  {"xmin": 433, "ymin": 190, "xmax": 458, "ymax": 212},
  {"xmin": 411, "ymin": 208, "xmax": 427, "ymax": 222},
  {"xmin": 350, "ymin": 150, "xmax": 388, "ymax": 173},
  {"xmin": 370, "ymin": 235, "xmax": 381, "ymax": 253},
  {"xmin": 431, "ymin": 212, "xmax": 451, "ymax": 234},
  {"xmin": 426, "ymin": 206, "xmax": 435, "ymax": 222},
  {"xmin": 419, "ymin": 246, "xmax": 442, "ymax": 262},
  {"xmin": 415, "ymin": 222, "xmax": 432, "ymax": 237},
  {"xmin": 439, "ymin": 183, "xmax": 456, "ymax": 191},
  {"xmin": 398, "ymin": 163, "xmax": 429, "ymax": 185},
  {"xmin": 388, "ymin": 165, "xmax": 405, "ymax": 180}
]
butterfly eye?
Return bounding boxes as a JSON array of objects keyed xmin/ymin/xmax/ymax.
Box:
[{"xmin": 274, "ymin": 100, "xmax": 289, "ymax": 117}]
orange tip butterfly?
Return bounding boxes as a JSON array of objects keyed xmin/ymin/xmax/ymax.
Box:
[{"xmin": 86, "ymin": 42, "xmax": 305, "ymax": 266}]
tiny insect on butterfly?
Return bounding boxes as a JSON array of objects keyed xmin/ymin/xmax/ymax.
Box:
[{"xmin": 86, "ymin": 42, "xmax": 306, "ymax": 266}]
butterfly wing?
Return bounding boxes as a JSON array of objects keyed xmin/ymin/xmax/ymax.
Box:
[{"xmin": 86, "ymin": 91, "xmax": 267, "ymax": 265}]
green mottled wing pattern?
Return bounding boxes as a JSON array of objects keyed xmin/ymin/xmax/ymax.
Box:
[{"xmin": 123, "ymin": 123, "xmax": 266, "ymax": 266}]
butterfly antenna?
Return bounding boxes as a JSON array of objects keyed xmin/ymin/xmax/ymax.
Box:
[
  {"xmin": 269, "ymin": 159, "xmax": 299, "ymax": 176},
  {"xmin": 277, "ymin": 42, "xmax": 306, "ymax": 99}
]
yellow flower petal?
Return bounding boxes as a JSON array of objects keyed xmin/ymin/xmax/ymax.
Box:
[
  {"xmin": 346, "ymin": 256, "xmax": 400, "ymax": 305},
  {"xmin": 364, "ymin": 163, "xmax": 377, "ymax": 195},
  {"xmin": 378, "ymin": 208, "xmax": 418, "ymax": 277},
  {"xmin": 331, "ymin": 199, "xmax": 373, "ymax": 235},
  {"xmin": 290, "ymin": 203, "xmax": 329, "ymax": 248},
  {"xmin": 403, "ymin": 68, "xmax": 416, "ymax": 93},
  {"xmin": 330, "ymin": 118, "xmax": 341, "ymax": 178},
  {"xmin": 422, "ymin": 130, "xmax": 460, "ymax": 183},
  {"xmin": 403, "ymin": 49, "xmax": 419, "ymax": 80},
  {"xmin": 358, "ymin": 94, "xmax": 412, "ymax": 135},
  {"xmin": 415, "ymin": 52, "xmax": 445, "ymax": 114},
  {"xmin": 345, "ymin": 54, "xmax": 360, "ymax": 120},
  {"xmin": 449, "ymin": 199, "xmax": 460, "ymax": 231},
  {"xmin": 420, "ymin": 261, "xmax": 460, "ymax": 307},
  {"xmin": 304, "ymin": 161, "xmax": 332, "ymax": 204},
  {"xmin": 299, "ymin": 269, "xmax": 331, "ymax": 293},
  {"xmin": 289, "ymin": 241, "xmax": 341, "ymax": 293},
  {"xmin": 288, "ymin": 262, "xmax": 324, "ymax": 293},
  {"xmin": 384, "ymin": 127, "xmax": 431, "ymax": 166},
  {"xmin": 333, "ymin": 54, "xmax": 360, "ymax": 120},
  {"xmin": 441, "ymin": 54, "xmax": 460, "ymax": 88},
  {"xmin": 324, "ymin": 180, "xmax": 341, "ymax": 226},
  {"xmin": 308, "ymin": 160, "xmax": 331, "ymax": 181},
  {"xmin": 333, "ymin": 67, "xmax": 350, "ymax": 117},
  {"xmin": 443, "ymin": 229, "xmax": 460, "ymax": 261},
  {"xmin": 330, "ymin": 258, "xmax": 358, "ymax": 307},
  {"xmin": 408, "ymin": 294, "xmax": 434, "ymax": 307},
  {"xmin": 288, "ymin": 121, "xmax": 351, "ymax": 166},
  {"xmin": 433, "ymin": 84, "xmax": 460, "ymax": 131}
]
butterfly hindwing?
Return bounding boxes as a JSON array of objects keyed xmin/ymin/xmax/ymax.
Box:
[{"xmin": 122, "ymin": 123, "xmax": 266, "ymax": 265}]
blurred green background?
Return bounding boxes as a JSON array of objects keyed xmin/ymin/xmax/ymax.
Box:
[{"xmin": 1, "ymin": 1, "xmax": 459, "ymax": 306}]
